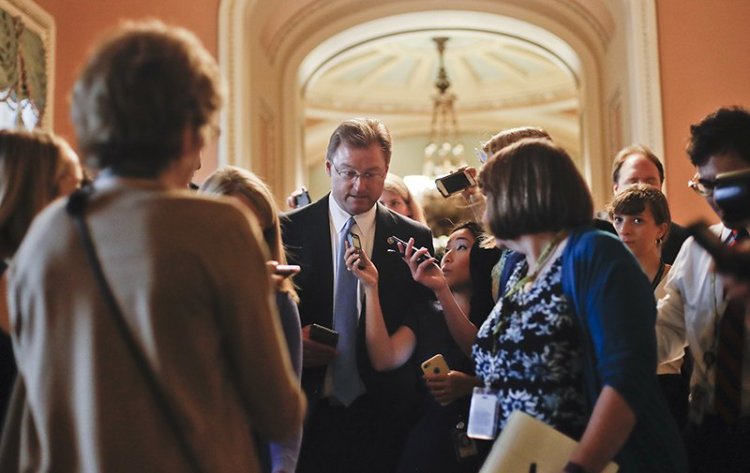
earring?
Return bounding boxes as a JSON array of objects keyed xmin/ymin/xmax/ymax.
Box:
[{"xmin": 656, "ymin": 237, "xmax": 663, "ymax": 246}]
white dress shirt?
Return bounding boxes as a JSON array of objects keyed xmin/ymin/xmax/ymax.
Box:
[{"xmin": 656, "ymin": 223, "xmax": 750, "ymax": 415}]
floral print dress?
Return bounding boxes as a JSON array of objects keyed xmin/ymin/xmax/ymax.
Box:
[{"xmin": 472, "ymin": 256, "xmax": 588, "ymax": 439}]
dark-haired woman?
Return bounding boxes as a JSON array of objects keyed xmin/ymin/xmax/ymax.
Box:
[
  {"xmin": 473, "ymin": 138, "xmax": 687, "ymax": 472},
  {"xmin": 608, "ymin": 184, "xmax": 688, "ymax": 429},
  {"xmin": 347, "ymin": 222, "xmax": 486, "ymax": 473}
]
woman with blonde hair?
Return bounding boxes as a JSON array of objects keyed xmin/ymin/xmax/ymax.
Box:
[
  {"xmin": 380, "ymin": 172, "xmax": 427, "ymax": 224},
  {"xmin": 201, "ymin": 165, "xmax": 302, "ymax": 473}
]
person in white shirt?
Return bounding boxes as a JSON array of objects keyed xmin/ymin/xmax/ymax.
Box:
[{"xmin": 656, "ymin": 106, "xmax": 750, "ymax": 473}]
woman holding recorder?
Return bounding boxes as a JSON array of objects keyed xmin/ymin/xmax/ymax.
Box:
[
  {"xmin": 345, "ymin": 222, "xmax": 486, "ymax": 473},
  {"xmin": 200, "ymin": 165, "xmax": 303, "ymax": 473}
]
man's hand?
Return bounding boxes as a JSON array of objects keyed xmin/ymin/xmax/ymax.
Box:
[{"xmin": 301, "ymin": 324, "xmax": 337, "ymax": 367}]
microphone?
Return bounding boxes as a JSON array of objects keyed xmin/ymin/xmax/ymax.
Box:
[{"xmin": 386, "ymin": 235, "xmax": 432, "ymax": 264}]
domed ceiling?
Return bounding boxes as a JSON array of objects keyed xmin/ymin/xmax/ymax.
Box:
[
  {"xmin": 304, "ymin": 31, "xmax": 577, "ymax": 115},
  {"xmin": 302, "ymin": 30, "xmax": 581, "ymax": 190}
]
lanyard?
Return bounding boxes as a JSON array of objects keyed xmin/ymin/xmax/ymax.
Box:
[
  {"xmin": 504, "ymin": 231, "xmax": 567, "ymax": 299},
  {"xmin": 650, "ymin": 262, "xmax": 666, "ymax": 292}
]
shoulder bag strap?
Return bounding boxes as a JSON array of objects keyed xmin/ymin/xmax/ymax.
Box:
[{"xmin": 65, "ymin": 189, "xmax": 204, "ymax": 473}]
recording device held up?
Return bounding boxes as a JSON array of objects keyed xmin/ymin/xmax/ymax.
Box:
[
  {"xmin": 309, "ymin": 323, "xmax": 339, "ymax": 347},
  {"xmin": 435, "ymin": 168, "xmax": 477, "ymax": 198},
  {"xmin": 293, "ymin": 189, "xmax": 312, "ymax": 208},
  {"xmin": 713, "ymin": 168, "xmax": 750, "ymax": 227},
  {"xmin": 386, "ymin": 235, "xmax": 433, "ymax": 265},
  {"xmin": 687, "ymin": 222, "xmax": 750, "ymax": 282},
  {"xmin": 347, "ymin": 232, "xmax": 365, "ymax": 269},
  {"xmin": 274, "ymin": 264, "xmax": 301, "ymax": 278},
  {"xmin": 687, "ymin": 168, "xmax": 750, "ymax": 282}
]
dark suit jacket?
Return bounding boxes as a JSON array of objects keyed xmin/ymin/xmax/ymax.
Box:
[{"xmin": 281, "ymin": 195, "xmax": 434, "ymax": 415}]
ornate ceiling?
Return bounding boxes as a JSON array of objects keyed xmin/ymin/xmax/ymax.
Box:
[
  {"xmin": 302, "ymin": 30, "xmax": 580, "ymax": 167},
  {"xmin": 305, "ymin": 31, "xmax": 577, "ymax": 115}
]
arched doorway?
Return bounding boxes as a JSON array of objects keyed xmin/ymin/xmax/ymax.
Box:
[{"xmin": 219, "ymin": 0, "xmax": 663, "ymax": 209}]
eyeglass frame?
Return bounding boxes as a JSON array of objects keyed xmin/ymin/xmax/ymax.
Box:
[
  {"xmin": 329, "ymin": 161, "xmax": 386, "ymax": 182},
  {"xmin": 688, "ymin": 173, "xmax": 717, "ymax": 197}
]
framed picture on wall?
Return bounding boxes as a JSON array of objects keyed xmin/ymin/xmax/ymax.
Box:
[{"xmin": 0, "ymin": 0, "xmax": 54, "ymax": 130}]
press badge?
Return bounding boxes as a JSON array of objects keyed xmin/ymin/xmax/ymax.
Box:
[{"xmin": 467, "ymin": 387, "xmax": 499, "ymax": 439}]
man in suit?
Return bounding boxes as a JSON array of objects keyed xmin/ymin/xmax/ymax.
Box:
[
  {"xmin": 610, "ymin": 144, "xmax": 689, "ymax": 264},
  {"xmin": 282, "ymin": 118, "xmax": 434, "ymax": 473}
]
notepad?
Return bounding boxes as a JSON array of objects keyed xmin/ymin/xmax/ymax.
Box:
[{"xmin": 479, "ymin": 411, "xmax": 618, "ymax": 473}]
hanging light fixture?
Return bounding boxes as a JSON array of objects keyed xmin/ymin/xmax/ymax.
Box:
[{"xmin": 423, "ymin": 37, "xmax": 465, "ymax": 177}]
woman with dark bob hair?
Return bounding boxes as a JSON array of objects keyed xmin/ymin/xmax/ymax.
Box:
[
  {"xmin": 473, "ymin": 138, "xmax": 687, "ymax": 472},
  {"xmin": 1, "ymin": 21, "xmax": 305, "ymax": 472},
  {"xmin": 608, "ymin": 184, "xmax": 689, "ymax": 429}
]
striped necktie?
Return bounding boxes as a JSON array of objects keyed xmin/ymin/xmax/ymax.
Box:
[{"xmin": 713, "ymin": 228, "xmax": 748, "ymax": 423}]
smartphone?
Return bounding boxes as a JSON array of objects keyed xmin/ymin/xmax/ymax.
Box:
[
  {"xmin": 435, "ymin": 169, "xmax": 477, "ymax": 198},
  {"xmin": 421, "ymin": 354, "xmax": 450, "ymax": 376},
  {"xmin": 386, "ymin": 235, "xmax": 431, "ymax": 265},
  {"xmin": 687, "ymin": 221, "xmax": 750, "ymax": 280},
  {"xmin": 274, "ymin": 264, "xmax": 301, "ymax": 278},
  {"xmin": 347, "ymin": 232, "xmax": 362, "ymax": 251},
  {"xmin": 346, "ymin": 232, "xmax": 365, "ymax": 269},
  {"xmin": 309, "ymin": 323, "xmax": 339, "ymax": 347},
  {"xmin": 714, "ymin": 168, "xmax": 750, "ymax": 226},
  {"xmin": 293, "ymin": 189, "xmax": 312, "ymax": 208}
]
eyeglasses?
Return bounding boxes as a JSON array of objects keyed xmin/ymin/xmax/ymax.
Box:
[
  {"xmin": 331, "ymin": 162, "xmax": 385, "ymax": 182},
  {"xmin": 688, "ymin": 173, "xmax": 717, "ymax": 197}
]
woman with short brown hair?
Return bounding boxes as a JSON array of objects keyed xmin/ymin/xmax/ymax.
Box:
[{"xmin": 473, "ymin": 138, "xmax": 686, "ymax": 472}]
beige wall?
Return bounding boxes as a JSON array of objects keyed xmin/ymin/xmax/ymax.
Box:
[
  {"xmin": 657, "ymin": 0, "xmax": 750, "ymax": 225},
  {"xmin": 35, "ymin": 0, "xmax": 220, "ymax": 182}
]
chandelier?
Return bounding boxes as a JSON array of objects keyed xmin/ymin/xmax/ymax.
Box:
[{"xmin": 423, "ymin": 37, "xmax": 465, "ymax": 177}]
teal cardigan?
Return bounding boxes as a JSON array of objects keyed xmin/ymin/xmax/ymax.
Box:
[{"xmin": 500, "ymin": 228, "xmax": 687, "ymax": 472}]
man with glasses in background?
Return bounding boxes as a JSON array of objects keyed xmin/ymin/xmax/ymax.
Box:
[
  {"xmin": 281, "ymin": 118, "xmax": 434, "ymax": 473},
  {"xmin": 656, "ymin": 107, "xmax": 750, "ymax": 472}
]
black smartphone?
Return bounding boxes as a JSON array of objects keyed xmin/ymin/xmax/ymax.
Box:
[
  {"xmin": 309, "ymin": 323, "xmax": 339, "ymax": 347},
  {"xmin": 293, "ymin": 189, "xmax": 312, "ymax": 208},
  {"xmin": 714, "ymin": 168, "xmax": 750, "ymax": 226},
  {"xmin": 347, "ymin": 232, "xmax": 362, "ymax": 251},
  {"xmin": 435, "ymin": 169, "xmax": 476, "ymax": 198},
  {"xmin": 386, "ymin": 235, "xmax": 432, "ymax": 265},
  {"xmin": 346, "ymin": 233, "xmax": 365, "ymax": 269},
  {"xmin": 687, "ymin": 221, "xmax": 750, "ymax": 281}
]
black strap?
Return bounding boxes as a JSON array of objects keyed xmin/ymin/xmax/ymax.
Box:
[
  {"xmin": 66, "ymin": 189, "xmax": 203, "ymax": 473},
  {"xmin": 650, "ymin": 262, "xmax": 666, "ymax": 292}
]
